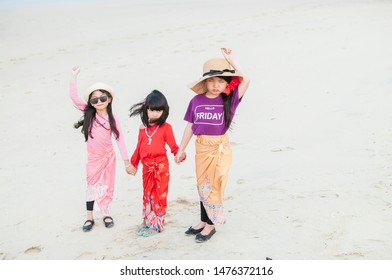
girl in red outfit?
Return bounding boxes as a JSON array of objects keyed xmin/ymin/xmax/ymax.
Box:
[{"xmin": 128, "ymin": 90, "xmax": 186, "ymax": 237}]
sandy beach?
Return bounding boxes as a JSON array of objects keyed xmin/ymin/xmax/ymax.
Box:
[{"xmin": 1, "ymin": 0, "xmax": 392, "ymax": 261}]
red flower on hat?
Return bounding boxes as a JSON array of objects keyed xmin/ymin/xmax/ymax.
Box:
[{"xmin": 222, "ymin": 76, "xmax": 241, "ymax": 95}]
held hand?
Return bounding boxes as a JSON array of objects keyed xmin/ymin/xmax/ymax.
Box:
[
  {"xmin": 175, "ymin": 151, "xmax": 186, "ymax": 164},
  {"xmin": 179, "ymin": 152, "xmax": 186, "ymax": 163},
  {"xmin": 126, "ymin": 164, "xmax": 138, "ymax": 176}
]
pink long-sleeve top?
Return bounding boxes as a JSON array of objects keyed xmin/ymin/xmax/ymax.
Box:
[{"xmin": 70, "ymin": 82, "xmax": 129, "ymax": 160}]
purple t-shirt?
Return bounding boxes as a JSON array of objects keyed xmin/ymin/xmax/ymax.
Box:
[{"xmin": 184, "ymin": 87, "xmax": 241, "ymax": 135}]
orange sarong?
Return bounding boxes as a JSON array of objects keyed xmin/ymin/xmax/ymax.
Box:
[{"xmin": 195, "ymin": 134, "xmax": 232, "ymax": 225}]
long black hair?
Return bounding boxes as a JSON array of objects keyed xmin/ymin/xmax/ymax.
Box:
[
  {"xmin": 219, "ymin": 76, "xmax": 236, "ymax": 130},
  {"xmin": 129, "ymin": 90, "xmax": 169, "ymax": 127},
  {"xmin": 74, "ymin": 90, "xmax": 119, "ymax": 141}
]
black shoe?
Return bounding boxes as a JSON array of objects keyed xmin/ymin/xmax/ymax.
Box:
[
  {"xmin": 195, "ymin": 228, "xmax": 216, "ymax": 242},
  {"xmin": 103, "ymin": 216, "xmax": 114, "ymax": 228},
  {"xmin": 82, "ymin": 219, "xmax": 95, "ymax": 232},
  {"xmin": 185, "ymin": 226, "xmax": 204, "ymax": 235}
]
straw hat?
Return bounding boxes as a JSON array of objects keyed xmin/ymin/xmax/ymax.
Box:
[
  {"xmin": 84, "ymin": 82, "xmax": 115, "ymax": 102},
  {"xmin": 188, "ymin": 58, "xmax": 243, "ymax": 94}
]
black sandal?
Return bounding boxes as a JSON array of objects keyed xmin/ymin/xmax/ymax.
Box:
[
  {"xmin": 82, "ymin": 219, "xmax": 95, "ymax": 232},
  {"xmin": 185, "ymin": 226, "xmax": 204, "ymax": 235},
  {"xmin": 103, "ymin": 216, "xmax": 114, "ymax": 228},
  {"xmin": 195, "ymin": 228, "xmax": 216, "ymax": 242}
]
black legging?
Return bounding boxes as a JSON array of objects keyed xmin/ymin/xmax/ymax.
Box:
[
  {"xmin": 200, "ymin": 202, "xmax": 214, "ymax": 225},
  {"xmin": 86, "ymin": 201, "xmax": 94, "ymax": 211}
]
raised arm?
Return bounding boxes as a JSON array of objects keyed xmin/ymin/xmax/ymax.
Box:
[
  {"xmin": 69, "ymin": 66, "xmax": 87, "ymax": 110},
  {"xmin": 221, "ymin": 48, "xmax": 250, "ymax": 99}
]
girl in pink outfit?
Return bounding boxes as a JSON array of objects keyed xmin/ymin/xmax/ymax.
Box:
[{"xmin": 70, "ymin": 66, "xmax": 132, "ymax": 232}]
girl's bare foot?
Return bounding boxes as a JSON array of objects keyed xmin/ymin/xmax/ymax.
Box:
[
  {"xmin": 135, "ymin": 221, "xmax": 147, "ymax": 235},
  {"xmin": 200, "ymin": 224, "xmax": 215, "ymax": 235},
  {"xmin": 192, "ymin": 221, "xmax": 206, "ymax": 230}
]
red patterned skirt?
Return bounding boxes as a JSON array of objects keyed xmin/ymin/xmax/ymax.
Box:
[{"xmin": 141, "ymin": 155, "xmax": 170, "ymax": 232}]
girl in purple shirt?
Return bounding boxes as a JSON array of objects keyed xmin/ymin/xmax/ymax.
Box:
[{"xmin": 175, "ymin": 48, "xmax": 251, "ymax": 242}]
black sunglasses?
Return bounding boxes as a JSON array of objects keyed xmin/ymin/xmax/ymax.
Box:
[{"xmin": 90, "ymin": 95, "xmax": 108, "ymax": 104}]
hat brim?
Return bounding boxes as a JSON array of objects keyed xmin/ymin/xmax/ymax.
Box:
[
  {"xmin": 84, "ymin": 82, "xmax": 115, "ymax": 102},
  {"xmin": 188, "ymin": 73, "xmax": 243, "ymax": 94}
]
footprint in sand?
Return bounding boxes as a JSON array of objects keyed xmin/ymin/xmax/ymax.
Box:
[
  {"xmin": 181, "ymin": 175, "xmax": 194, "ymax": 180},
  {"xmin": 368, "ymin": 239, "xmax": 384, "ymax": 244},
  {"xmin": 319, "ymin": 193, "xmax": 339, "ymax": 199},
  {"xmin": 335, "ymin": 251, "xmax": 364, "ymax": 258},
  {"xmin": 236, "ymin": 179, "xmax": 246, "ymax": 184},
  {"xmin": 57, "ymin": 48, "xmax": 70, "ymax": 54},
  {"xmin": 71, "ymin": 226, "xmax": 80, "ymax": 232},
  {"xmin": 14, "ymin": 220, "xmax": 24, "ymax": 226},
  {"xmin": 230, "ymin": 142, "xmax": 243, "ymax": 146},
  {"xmin": 172, "ymin": 198, "xmax": 193, "ymax": 206},
  {"xmin": 75, "ymin": 251, "xmax": 95, "ymax": 260},
  {"xmin": 114, "ymin": 238, "xmax": 124, "ymax": 243},
  {"xmin": 374, "ymin": 181, "xmax": 392, "ymax": 190},
  {"xmin": 270, "ymin": 147, "xmax": 294, "ymax": 152},
  {"xmin": 292, "ymin": 191, "xmax": 339, "ymax": 200},
  {"xmin": 10, "ymin": 57, "xmax": 27, "ymax": 64},
  {"xmin": 24, "ymin": 246, "xmax": 42, "ymax": 254}
]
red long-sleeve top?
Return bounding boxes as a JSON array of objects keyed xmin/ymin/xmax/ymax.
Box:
[{"xmin": 130, "ymin": 123, "xmax": 179, "ymax": 167}]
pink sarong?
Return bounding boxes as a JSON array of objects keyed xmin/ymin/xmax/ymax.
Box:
[{"xmin": 86, "ymin": 147, "xmax": 116, "ymax": 215}]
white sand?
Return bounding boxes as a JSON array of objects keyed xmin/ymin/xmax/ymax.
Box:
[{"xmin": 1, "ymin": 0, "xmax": 392, "ymax": 260}]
